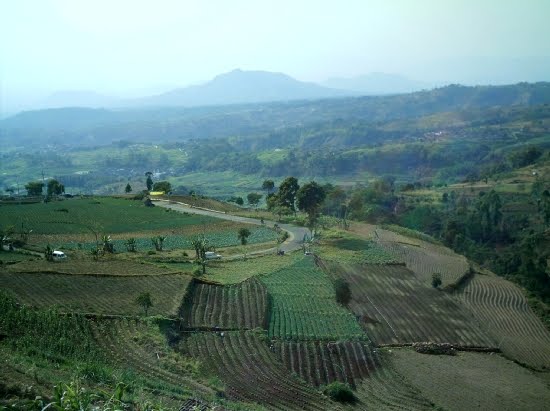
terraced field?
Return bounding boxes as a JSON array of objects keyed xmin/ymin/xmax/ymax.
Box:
[
  {"xmin": 90, "ymin": 319, "xmax": 214, "ymax": 401},
  {"xmin": 392, "ymin": 348, "xmax": 550, "ymax": 410},
  {"xmin": 375, "ymin": 228, "xmax": 470, "ymax": 287},
  {"xmin": 182, "ymin": 278, "xmax": 267, "ymax": 329},
  {"xmin": 7, "ymin": 258, "xmax": 182, "ymax": 276},
  {"xmin": 457, "ymin": 273, "xmax": 550, "ymax": 370},
  {"xmin": 185, "ymin": 331, "xmax": 331, "ymax": 410},
  {"xmin": 0, "ymin": 272, "xmax": 192, "ymax": 316},
  {"xmin": 261, "ymin": 257, "xmax": 365, "ymax": 340},
  {"xmin": 59, "ymin": 225, "xmax": 277, "ymax": 251},
  {"xmin": 328, "ymin": 263, "xmax": 494, "ymax": 347},
  {"xmin": 274, "ymin": 340, "xmax": 377, "ymax": 388},
  {"xmin": 352, "ymin": 351, "xmax": 434, "ymax": 410}
]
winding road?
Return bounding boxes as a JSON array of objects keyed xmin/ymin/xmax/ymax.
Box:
[{"xmin": 154, "ymin": 199, "xmax": 309, "ymax": 256}]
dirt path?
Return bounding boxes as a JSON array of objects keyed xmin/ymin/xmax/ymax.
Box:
[{"xmin": 154, "ymin": 199, "xmax": 309, "ymax": 256}]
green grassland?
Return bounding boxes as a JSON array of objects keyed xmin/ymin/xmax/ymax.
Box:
[{"xmin": 0, "ymin": 197, "xmax": 215, "ymax": 234}]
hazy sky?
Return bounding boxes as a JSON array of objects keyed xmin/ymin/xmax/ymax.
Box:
[{"xmin": 1, "ymin": 0, "xmax": 550, "ymax": 108}]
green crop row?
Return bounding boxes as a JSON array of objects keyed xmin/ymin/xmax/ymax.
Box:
[
  {"xmin": 261, "ymin": 257, "xmax": 365, "ymax": 340},
  {"xmin": 57, "ymin": 226, "xmax": 277, "ymax": 251}
]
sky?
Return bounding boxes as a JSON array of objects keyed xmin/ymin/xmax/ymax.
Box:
[{"xmin": 1, "ymin": 0, "xmax": 550, "ymax": 111}]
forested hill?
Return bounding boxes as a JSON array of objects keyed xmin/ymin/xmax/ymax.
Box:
[{"xmin": 2, "ymin": 82, "xmax": 550, "ymax": 148}]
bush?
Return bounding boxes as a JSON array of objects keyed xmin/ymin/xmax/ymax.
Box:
[
  {"xmin": 431, "ymin": 273, "xmax": 442, "ymax": 288},
  {"xmin": 323, "ymin": 382, "xmax": 356, "ymax": 403},
  {"xmin": 334, "ymin": 278, "xmax": 351, "ymax": 305}
]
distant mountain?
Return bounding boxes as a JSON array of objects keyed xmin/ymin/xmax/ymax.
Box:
[
  {"xmin": 131, "ymin": 69, "xmax": 350, "ymax": 107},
  {"xmin": 3, "ymin": 82, "xmax": 550, "ymax": 148},
  {"xmin": 37, "ymin": 91, "xmax": 119, "ymax": 109},
  {"xmin": 322, "ymin": 72, "xmax": 431, "ymax": 95}
]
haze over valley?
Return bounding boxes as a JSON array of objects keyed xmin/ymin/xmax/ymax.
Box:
[{"xmin": 1, "ymin": 1, "xmax": 550, "ymax": 410}]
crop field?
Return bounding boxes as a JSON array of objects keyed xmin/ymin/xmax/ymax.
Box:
[
  {"xmin": 457, "ymin": 274, "xmax": 550, "ymax": 370},
  {"xmin": 0, "ymin": 272, "xmax": 192, "ymax": 316},
  {"xmin": 391, "ymin": 348, "xmax": 550, "ymax": 410},
  {"xmin": 352, "ymin": 351, "xmax": 434, "ymax": 410},
  {"xmin": 201, "ymin": 254, "xmax": 296, "ymax": 284},
  {"xmin": 184, "ymin": 331, "xmax": 330, "ymax": 410},
  {"xmin": 318, "ymin": 235, "xmax": 399, "ymax": 265},
  {"xmin": 329, "ymin": 263, "xmax": 494, "ymax": 347},
  {"xmin": 182, "ymin": 278, "xmax": 267, "ymax": 330},
  {"xmin": 7, "ymin": 258, "xmax": 183, "ymax": 276},
  {"xmin": 90, "ymin": 319, "xmax": 214, "ymax": 401},
  {"xmin": 376, "ymin": 228, "xmax": 470, "ymax": 287},
  {"xmin": 0, "ymin": 197, "xmax": 216, "ymax": 234},
  {"xmin": 274, "ymin": 340, "xmax": 377, "ymax": 388},
  {"xmin": 260, "ymin": 257, "xmax": 365, "ymax": 340},
  {"xmin": 58, "ymin": 225, "xmax": 278, "ymax": 251}
]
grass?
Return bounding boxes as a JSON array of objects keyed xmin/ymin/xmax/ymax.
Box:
[
  {"xmin": 317, "ymin": 229, "xmax": 399, "ymax": 264},
  {"xmin": 200, "ymin": 254, "xmax": 296, "ymax": 284}
]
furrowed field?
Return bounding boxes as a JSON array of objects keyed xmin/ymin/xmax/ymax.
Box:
[
  {"xmin": 2, "ymin": 193, "xmax": 550, "ymax": 410},
  {"xmin": 260, "ymin": 256, "xmax": 365, "ymax": 340}
]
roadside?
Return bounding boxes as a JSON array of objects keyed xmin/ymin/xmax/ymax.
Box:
[{"xmin": 153, "ymin": 199, "xmax": 309, "ymax": 256}]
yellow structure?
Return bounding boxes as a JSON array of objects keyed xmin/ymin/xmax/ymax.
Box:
[{"xmin": 149, "ymin": 191, "xmax": 165, "ymax": 196}]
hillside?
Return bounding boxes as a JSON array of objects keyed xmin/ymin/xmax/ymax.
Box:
[
  {"xmin": 2, "ymin": 82, "xmax": 549, "ymax": 149},
  {"xmin": 1, "ymin": 196, "xmax": 550, "ymax": 409}
]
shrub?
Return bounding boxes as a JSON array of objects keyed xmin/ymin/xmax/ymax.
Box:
[
  {"xmin": 323, "ymin": 382, "xmax": 356, "ymax": 403},
  {"xmin": 431, "ymin": 273, "xmax": 442, "ymax": 288},
  {"xmin": 334, "ymin": 278, "xmax": 352, "ymax": 306}
]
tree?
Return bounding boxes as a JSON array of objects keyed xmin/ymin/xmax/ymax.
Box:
[
  {"xmin": 191, "ymin": 236, "xmax": 214, "ymax": 274},
  {"xmin": 296, "ymin": 181, "xmax": 326, "ymax": 232},
  {"xmin": 262, "ymin": 180, "xmax": 275, "ymax": 196},
  {"xmin": 334, "ymin": 278, "xmax": 351, "ymax": 305},
  {"xmin": 151, "ymin": 235, "xmax": 166, "ymax": 251},
  {"xmin": 431, "ymin": 273, "xmax": 442, "ymax": 288},
  {"xmin": 45, "ymin": 244, "xmax": 54, "ymax": 262},
  {"xmin": 235, "ymin": 197, "xmax": 244, "ymax": 206},
  {"xmin": 323, "ymin": 382, "xmax": 356, "ymax": 403},
  {"xmin": 153, "ymin": 181, "xmax": 172, "ymax": 193},
  {"xmin": 247, "ymin": 192, "xmax": 262, "ymax": 208},
  {"xmin": 135, "ymin": 292, "xmax": 153, "ymax": 316},
  {"xmin": 145, "ymin": 172, "xmax": 153, "ymax": 191},
  {"xmin": 102, "ymin": 235, "xmax": 114, "ymax": 253},
  {"xmin": 125, "ymin": 238, "xmax": 137, "ymax": 252},
  {"xmin": 25, "ymin": 181, "xmax": 44, "ymax": 196},
  {"xmin": 125, "ymin": 183, "xmax": 132, "ymax": 193},
  {"xmin": 47, "ymin": 179, "xmax": 65, "ymax": 197},
  {"xmin": 237, "ymin": 228, "xmax": 251, "ymax": 246},
  {"xmin": 278, "ymin": 177, "xmax": 300, "ymax": 215}
]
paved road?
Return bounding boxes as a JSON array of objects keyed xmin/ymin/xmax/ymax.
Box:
[{"xmin": 154, "ymin": 199, "xmax": 309, "ymax": 255}]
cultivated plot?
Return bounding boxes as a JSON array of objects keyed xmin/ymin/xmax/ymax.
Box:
[
  {"xmin": 274, "ymin": 340, "xmax": 377, "ymax": 388},
  {"xmin": 330, "ymin": 263, "xmax": 494, "ymax": 347},
  {"xmin": 391, "ymin": 348, "xmax": 550, "ymax": 411},
  {"xmin": 185, "ymin": 331, "xmax": 330, "ymax": 410},
  {"xmin": 0, "ymin": 272, "xmax": 192, "ymax": 316},
  {"xmin": 375, "ymin": 227, "xmax": 470, "ymax": 287},
  {"xmin": 261, "ymin": 257, "xmax": 365, "ymax": 340},
  {"xmin": 90, "ymin": 319, "xmax": 214, "ymax": 400},
  {"xmin": 457, "ymin": 273, "xmax": 550, "ymax": 370},
  {"xmin": 182, "ymin": 278, "xmax": 268, "ymax": 330}
]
